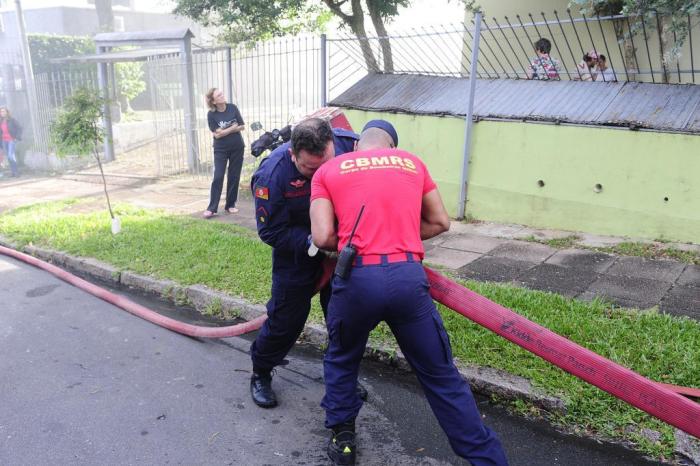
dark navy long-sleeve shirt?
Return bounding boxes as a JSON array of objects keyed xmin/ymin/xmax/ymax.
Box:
[{"xmin": 251, "ymin": 128, "xmax": 358, "ymax": 286}]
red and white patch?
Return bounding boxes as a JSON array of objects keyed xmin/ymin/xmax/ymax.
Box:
[
  {"xmin": 255, "ymin": 186, "xmax": 269, "ymax": 200},
  {"xmin": 290, "ymin": 179, "xmax": 306, "ymax": 189}
]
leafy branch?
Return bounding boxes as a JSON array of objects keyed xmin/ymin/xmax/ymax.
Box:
[{"xmin": 51, "ymin": 88, "xmax": 115, "ymax": 220}]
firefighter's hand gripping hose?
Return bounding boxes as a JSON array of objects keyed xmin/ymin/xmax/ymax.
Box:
[{"xmin": 2, "ymin": 245, "xmax": 698, "ymax": 438}]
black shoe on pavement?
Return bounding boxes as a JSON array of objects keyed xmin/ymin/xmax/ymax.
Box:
[
  {"xmin": 356, "ymin": 382, "xmax": 368, "ymax": 401},
  {"xmin": 250, "ymin": 371, "xmax": 277, "ymax": 408},
  {"xmin": 327, "ymin": 428, "xmax": 356, "ymax": 465}
]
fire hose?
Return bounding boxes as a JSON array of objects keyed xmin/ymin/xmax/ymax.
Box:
[
  {"xmin": 0, "ymin": 245, "xmax": 267, "ymax": 338},
  {"xmin": 1, "ymin": 244, "xmax": 698, "ymax": 438}
]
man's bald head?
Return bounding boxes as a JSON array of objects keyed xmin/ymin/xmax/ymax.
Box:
[
  {"xmin": 357, "ymin": 127, "xmax": 395, "ymax": 151},
  {"xmin": 357, "ymin": 120, "xmax": 398, "ymax": 151}
]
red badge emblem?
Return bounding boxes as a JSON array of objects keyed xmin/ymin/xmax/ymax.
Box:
[
  {"xmin": 290, "ymin": 179, "xmax": 306, "ymax": 189},
  {"xmin": 255, "ymin": 186, "xmax": 269, "ymax": 200}
]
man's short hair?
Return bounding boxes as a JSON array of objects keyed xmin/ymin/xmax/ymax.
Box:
[
  {"xmin": 535, "ymin": 38, "xmax": 552, "ymax": 54},
  {"xmin": 291, "ymin": 118, "xmax": 333, "ymax": 156}
]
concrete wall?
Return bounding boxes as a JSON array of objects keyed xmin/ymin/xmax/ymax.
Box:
[{"xmin": 343, "ymin": 109, "xmax": 700, "ymax": 243}]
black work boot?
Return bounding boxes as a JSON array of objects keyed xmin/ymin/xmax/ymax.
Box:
[
  {"xmin": 327, "ymin": 420, "xmax": 357, "ymax": 465},
  {"xmin": 250, "ymin": 371, "xmax": 277, "ymax": 408},
  {"xmin": 356, "ymin": 383, "xmax": 368, "ymax": 401}
]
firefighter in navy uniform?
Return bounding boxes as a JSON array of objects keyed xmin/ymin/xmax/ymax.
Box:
[{"xmin": 249, "ymin": 117, "xmax": 367, "ymax": 408}]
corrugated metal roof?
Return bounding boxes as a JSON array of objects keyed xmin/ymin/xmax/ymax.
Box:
[
  {"xmin": 329, "ymin": 74, "xmax": 700, "ymax": 134},
  {"xmin": 596, "ymin": 81, "xmax": 700, "ymax": 131}
]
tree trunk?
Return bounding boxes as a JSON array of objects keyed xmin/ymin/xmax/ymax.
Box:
[
  {"xmin": 349, "ymin": 0, "xmax": 380, "ymax": 72},
  {"xmin": 93, "ymin": 147, "xmax": 114, "ymax": 220},
  {"xmin": 95, "ymin": 0, "xmax": 114, "ymax": 33},
  {"xmin": 657, "ymin": 16, "xmax": 671, "ymax": 83},
  {"xmin": 614, "ymin": 19, "xmax": 638, "ymax": 81},
  {"xmin": 366, "ymin": 0, "xmax": 393, "ymax": 73},
  {"xmin": 322, "ymin": 0, "xmax": 380, "ymax": 72}
]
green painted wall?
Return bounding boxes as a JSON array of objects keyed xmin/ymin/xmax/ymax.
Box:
[{"xmin": 344, "ymin": 109, "xmax": 700, "ymax": 243}]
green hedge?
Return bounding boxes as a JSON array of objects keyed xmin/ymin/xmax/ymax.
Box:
[{"xmin": 28, "ymin": 34, "xmax": 94, "ymax": 74}]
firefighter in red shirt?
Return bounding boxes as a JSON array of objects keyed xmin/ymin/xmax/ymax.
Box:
[{"xmin": 310, "ymin": 120, "xmax": 509, "ymax": 466}]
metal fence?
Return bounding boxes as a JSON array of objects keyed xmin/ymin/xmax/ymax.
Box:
[
  {"xmin": 327, "ymin": 10, "xmax": 700, "ymax": 97},
  {"xmin": 25, "ymin": 35, "xmax": 322, "ymax": 178},
  {"xmin": 15, "ymin": 9, "xmax": 700, "ymax": 178},
  {"xmin": 132, "ymin": 36, "xmax": 322, "ymax": 178},
  {"xmin": 33, "ymin": 69, "xmax": 99, "ymax": 153},
  {"xmin": 188, "ymin": 36, "xmax": 322, "ymax": 178}
]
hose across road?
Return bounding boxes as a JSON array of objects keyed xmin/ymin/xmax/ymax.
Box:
[{"xmin": 1, "ymin": 244, "xmax": 698, "ymax": 439}]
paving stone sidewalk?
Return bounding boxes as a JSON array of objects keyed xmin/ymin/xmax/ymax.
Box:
[
  {"xmin": 425, "ymin": 224, "xmax": 699, "ymax": 320},
  {"xmin": 0, "ymin": 174, "xmax": 697, "ymax": 320}
]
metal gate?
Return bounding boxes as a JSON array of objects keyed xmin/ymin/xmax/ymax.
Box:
[{"xmin": 144, "ymin": 35, "xmax": 323, "ymax": 179}]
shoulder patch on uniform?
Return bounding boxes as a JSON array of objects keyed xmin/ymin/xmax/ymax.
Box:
[
  {"xmin": 257, "ymin": 206, "xmax": 268, "ymax": 223},
  {"xmin": 255, "ymin": 186, "xmax": 269, "ymax": 200}
]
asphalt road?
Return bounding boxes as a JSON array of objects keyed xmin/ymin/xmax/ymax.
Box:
[{"xmin": 0, "ymin": 255, "xmax": 660, "ymax": 465}]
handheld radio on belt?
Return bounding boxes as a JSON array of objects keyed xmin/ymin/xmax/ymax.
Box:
[{"xmin": 334, "ymin": 205, "xmax": 365, "ymax": 279}]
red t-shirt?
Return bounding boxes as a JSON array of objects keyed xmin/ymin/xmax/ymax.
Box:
[
  {"xmin": 311, "ymin": 148, "xmax": 437, "ymax": 258},
  {"xmin": 1, "ymin": 121, "xmax": 11, "ymax": 142}
]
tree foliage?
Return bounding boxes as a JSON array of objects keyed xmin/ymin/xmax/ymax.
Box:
[
  {"xmin": 115, "ymin": 62, "xmax": 146, "ymax": 113},
  {"xmin": 51, "ymin": 88, "xmax": 115, "ymax": 219},
  {"xmin": 51, "ymin": 88, "xmax": 104, "ymax": 157},
  {"xmin": 173, "ymin": 0, "xmax": 412, "ymax": 72},
  {"xmin": 173, "ymin": 0, "xmax": 330, "ymax": 43},
  {"xmin": 571, "ymin": 0, "xmax": 700, "ymax": 59},
  {"xmin": 28, "ymin": 34, "xmax": 94, "ymax": 74}
]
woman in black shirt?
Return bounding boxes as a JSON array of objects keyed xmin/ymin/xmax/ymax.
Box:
[{"xmin": 203, "ymin": 88, "xmax": 246, "ymax": 218}]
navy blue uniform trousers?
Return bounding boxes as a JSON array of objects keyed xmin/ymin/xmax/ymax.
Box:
[
  {"xmin": 322, "ymin": 260, "xmax": 508, "ymax": 466},
  {"xmin": 250, "ymin": 281, "xmax": 331, "ymax": 372}
]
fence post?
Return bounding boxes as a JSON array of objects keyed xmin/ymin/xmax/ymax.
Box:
[
  {"xmin": 225, "ymin": 46, "xmax": 233, "ymax": 100},
  {"xmin": 14, "ymin": 0, "xmax": 40, "ymax": 146},
  {"xmin": 180, "ymin": 33, "xmax": 199, "ymax": 172},
  {"xmin": 458, "ymin": 12, "xmax": 482, "ymax": 220},
  {"xmin": 96, "ymin": 45, "xmax": 115, "ymax": 162},
  {"xmin": 320, "ymin": 34, "xmax": 327, "ymax": 107}
]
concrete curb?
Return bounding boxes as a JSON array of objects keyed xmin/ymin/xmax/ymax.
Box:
[{"xmin": 3, "ymin": 238, "xmax": 698, "ymax": 465}]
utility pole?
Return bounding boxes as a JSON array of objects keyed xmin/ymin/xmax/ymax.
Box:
[{"xmin": 14, "ymin": 0, "xmax": 39, "ymax": 143}]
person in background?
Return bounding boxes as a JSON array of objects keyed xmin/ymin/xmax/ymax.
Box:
[
  {"xmin": 0, "ymin": 107, "xmax": 22, "ymax": 177},
  {"xmin": 310, "ymin": 119, "xmax": 509, "ymax": 466},
  {"xmin": 526, "ymin": 38, "xmax": 561, "ymax": 80},
  {"xmin": 594, "ymin": 54, "xmax": 615, "ymax": 82},
  {"xmin": 575, "ymin": 50, "xmax": 598, "ymax": 81},
  {"xmin": 203, "ymin": 88, "xmax": 245, "ymax": 218}
]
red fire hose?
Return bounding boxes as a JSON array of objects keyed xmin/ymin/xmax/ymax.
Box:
[
  {"xmin": 1, "ymin": 245, "xmax": 698, "ymax": 438},
  {"xmin": 425, "ymin": 267, "xmax": 700, "ymax": 438},
  {"xmin": 0, "ymin": 245, "xmax": 266, "ymax": 338}
]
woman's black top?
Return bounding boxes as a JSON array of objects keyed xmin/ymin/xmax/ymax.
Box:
[{"xmin": 207, "ymin": 103, "xmax": 245, "ymax": 152}]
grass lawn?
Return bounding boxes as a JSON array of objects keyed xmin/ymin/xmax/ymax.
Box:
[{"xmin": 1, "ymin": 200, "xmax": 699, "ymax": 460}]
